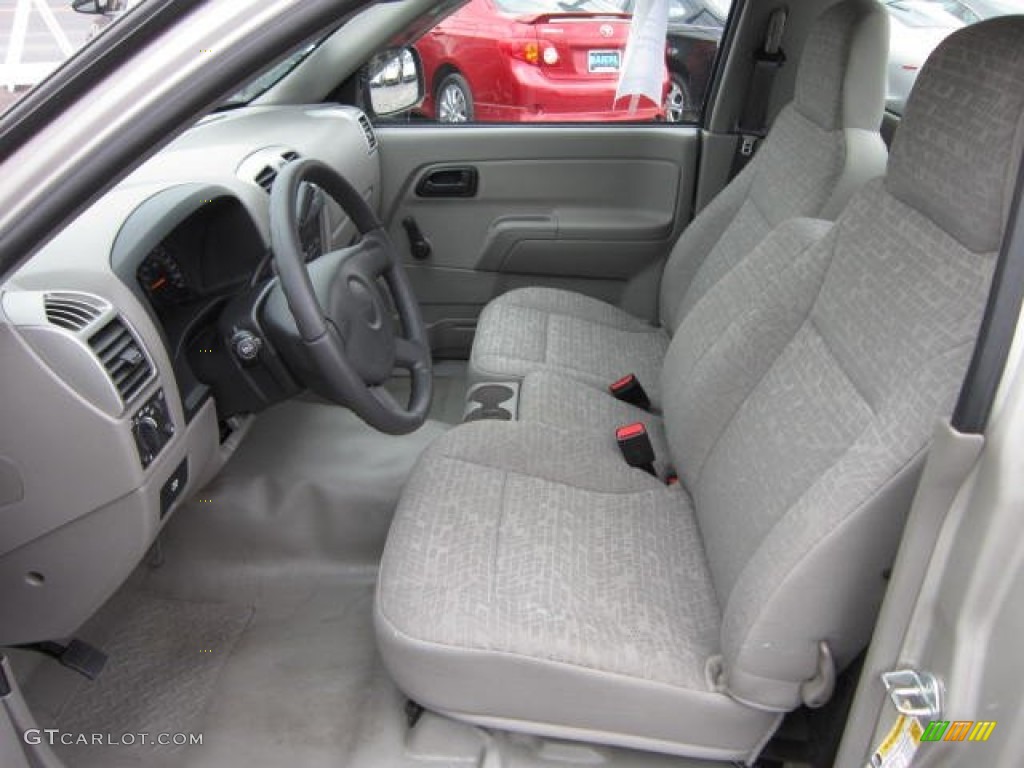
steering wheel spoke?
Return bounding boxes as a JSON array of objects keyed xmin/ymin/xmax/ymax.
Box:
[{"xmin": 355, "ymin": 229, "xmax": 394, "ymax": 276}]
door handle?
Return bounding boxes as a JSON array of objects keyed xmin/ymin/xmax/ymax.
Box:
[{"xmin": 416, "ymin": 167, "xmax": 478, "ymax": 198}]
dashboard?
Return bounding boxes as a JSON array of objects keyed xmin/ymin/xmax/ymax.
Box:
[{"xmin": 0, "ymin": 105, "xmax": 380, "ymax": 645}]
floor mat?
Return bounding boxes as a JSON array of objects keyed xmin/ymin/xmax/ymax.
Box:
[
  {"xmin": 178, "ymin": 581, "xmax": 378, "ymax": 768},
  {"xmin": 48, "ymin": 592, "xmax": 252, "ymax": 768}
]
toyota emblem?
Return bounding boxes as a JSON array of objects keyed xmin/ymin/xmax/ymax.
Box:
[{"xmin": 599, "ymin": 24, "xmax": 614, "ymax": 38}]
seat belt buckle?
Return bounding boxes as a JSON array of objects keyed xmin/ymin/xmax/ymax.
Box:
[
  {"xmin": 739, "ymin": 135, "xmax": 757, "ymax": 157},
  {"xmin": 609, "ymin": 373, "xmax": 651, "ymax": 410},
  {"xmin": 615, "ymin": 422, "xmax": 656, "ymax": 476}
]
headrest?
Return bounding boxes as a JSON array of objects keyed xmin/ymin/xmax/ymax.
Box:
[
  {"xmin": 793, "ymin": 0, "xmax": 888, "ymax": 132},
  {"xmin": 887, "ymin": 18, "xmax": 1024, "ymax": 253}
]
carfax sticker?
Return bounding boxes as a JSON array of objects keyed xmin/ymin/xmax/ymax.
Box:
[{"xmin": 869, "ymin": 714, "xmax": 922, "ymax": 768}]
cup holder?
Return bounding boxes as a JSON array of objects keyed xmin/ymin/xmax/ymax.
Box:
[
  {"xmin": 464, "ymin": 407, "xmax": 512, "ymax": 422},
  {"xmin": 464, "ymin": 382, "xmax": 519, "ymax": 422}
]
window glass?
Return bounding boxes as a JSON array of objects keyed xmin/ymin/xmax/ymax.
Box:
[
  {"xmin": 0, "ymin": 0, "xmax": 315, "ymax": 116},
  {"xmin": 1, "ymin": 0, "xmax": 121, "ymax": 115},
  {"xmin": 883, "ymin": 0, "xmax": 1023, "ymax": 114},
  {"xmin": 401, "ymin": 0, "xmax": 734, "ymax": 125}
]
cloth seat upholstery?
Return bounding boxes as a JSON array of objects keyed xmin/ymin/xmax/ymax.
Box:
[{"xmin": 377, "ymin": 16, "xmax": 1024, "ymax": 763}]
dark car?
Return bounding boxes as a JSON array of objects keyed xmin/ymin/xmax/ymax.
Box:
[{"xmin": 664, "ymin": 0, "xmax": 727, "ymax": 122}]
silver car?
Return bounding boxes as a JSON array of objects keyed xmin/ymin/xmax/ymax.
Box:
[{"xmin": 884, "ymin": 0, "xmax": 963, "ymax": 113}]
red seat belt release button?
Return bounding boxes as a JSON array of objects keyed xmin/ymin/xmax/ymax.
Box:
[
  {"xmin": 615, "ymin": 422, "xmax": 656, "ymax": 476},
  {"xmin": 609, "ymin": 373, "xmax": 651, "ymax": 410}
]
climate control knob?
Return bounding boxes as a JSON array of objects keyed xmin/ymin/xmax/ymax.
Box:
[
  {"xmin": 132, "ymin": 389, "xmax": 174, "ymax": 469},
  {"xmin": 137, "ymin": 416, "xmax": 163, "ymax": 456}
]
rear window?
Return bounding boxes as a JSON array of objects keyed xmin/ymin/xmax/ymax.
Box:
[
  {"xmin": 886, "ymin": 0, "xmax": 961, "ymax": 27},
  {"xmin": 883, "ymin": 0, "xmax": 1021, "ymax": 114},
  {"xmin": 669, "ymin": 0, "xmax": 728, "ymax": 25},
  {"xmin": 493, "ymin": 0, "xmax": 631, "ymax": 12}
]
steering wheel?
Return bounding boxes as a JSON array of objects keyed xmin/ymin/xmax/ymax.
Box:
[{"xmin": 268, "ymin": 158, "xmax": 432, "ymax": 434}]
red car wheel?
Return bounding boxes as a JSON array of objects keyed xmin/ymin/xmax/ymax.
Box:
[{"xmin": 437, "ymin": 73, "xmax": 474, "ymax": 123}]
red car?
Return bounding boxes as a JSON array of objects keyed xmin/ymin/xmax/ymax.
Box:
[{"xmin": 415, "ymin": 0, "xmax": 665, "ymax": 123}]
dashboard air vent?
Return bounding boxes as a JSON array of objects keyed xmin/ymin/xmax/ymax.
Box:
[
  {"xmin": 357, "ymin": 114, "xmax": 377, "ymax": 154},
  {"xmin": 254, "ymin": 166, "xmax": 278, "ymax": 193},
  {"xmin": 44, "ymin": 292, "xmax": 105, "ymax": 331},
  {"xmin": 88, "ymin": 316, "xmax": 153, "ymax": 404},
  {"xmin": 253, "ymin": 150, "xmax": 301, "ymax": 194}
]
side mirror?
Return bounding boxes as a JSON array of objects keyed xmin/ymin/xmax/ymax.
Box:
[
  {"xmin": 71, "ymin": 0, "xmax": 127, "ymax": 15},
  {"xmin": 365, "ymin": 48, "xmax": 423, "ymax": 119}
]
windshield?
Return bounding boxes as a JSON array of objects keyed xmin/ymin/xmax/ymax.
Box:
[{"xmin": 219, "ymin": 44, "xmax": 319, "ymax": 109}]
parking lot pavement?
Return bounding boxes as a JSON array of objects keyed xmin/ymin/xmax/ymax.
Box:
[
  {"xmin": 0, "ymin": 86, "xmax": 23, "ymax": 111},
  {"xmin": 1, "ymin": 0, "xmax": 95, "ymax": 56}
]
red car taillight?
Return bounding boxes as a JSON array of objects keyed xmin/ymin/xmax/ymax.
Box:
[{"xmin": 499, "ymin": 39, "xmax": 559, "ymax": 66}]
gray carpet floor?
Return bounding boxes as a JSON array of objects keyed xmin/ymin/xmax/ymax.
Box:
[
  {"xmin": 39, "ymin": 593, "xmax": 252, "ymax": 768},
  {"xmin": 27, "ymin": 579, "xmax": 380, "ymax": 768}
]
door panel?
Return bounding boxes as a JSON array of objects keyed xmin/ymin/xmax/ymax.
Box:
[{"xmin": 377, "ymin": 125, "xmax": 699, "ymax": 356}]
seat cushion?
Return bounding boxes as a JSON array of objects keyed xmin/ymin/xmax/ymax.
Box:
[
  {"xmin": 376, "ymin": 421, "xmax": 778, "ymax": 760},
  {"xmin": 469, "ymin": 286, "xmax": 669, "ymax": 404}
]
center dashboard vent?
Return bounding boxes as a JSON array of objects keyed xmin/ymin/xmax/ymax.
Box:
[
  {"xmin": 253, "ymin": 150, "xmax": 301, "ymax": 193},
  {"xmin": 44, "ymin": 292, "xmax": 106, "ymax": 331},
  {"xmin": 88, "ymin": 316, "xmax": 154, "ymax": 404},
  {"xmin": 357, "ymin": 114, "xmax": 377, "ymax": 154}
]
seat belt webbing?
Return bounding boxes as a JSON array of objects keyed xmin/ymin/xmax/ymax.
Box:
[{"xmin": 729, "ymin": 7, "xmax": 788, "ymax": 179}]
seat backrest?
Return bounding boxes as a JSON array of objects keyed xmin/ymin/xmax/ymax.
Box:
[
  {"xmin": 658, "ymin": 0, "xmax": 888, "ymax": 332},
  {"xmin": 660, "ymin": 18, "xmax": 1024, "ymax": 711}
]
